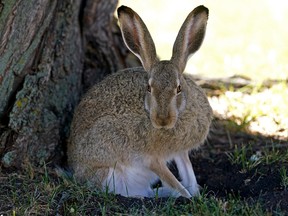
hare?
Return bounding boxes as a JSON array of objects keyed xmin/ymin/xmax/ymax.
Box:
[{"xmin": 67, "ymin": 5, "xmax": 212, "ymax": 198}]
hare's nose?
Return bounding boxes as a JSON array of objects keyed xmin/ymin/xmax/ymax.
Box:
[
  {"xmin": 156, "ymin": 116, "xmax": 168, "ymax": 126},
  {"xmin": 155, "ymin": 114, "xmax": 175, "ymax": 129}
]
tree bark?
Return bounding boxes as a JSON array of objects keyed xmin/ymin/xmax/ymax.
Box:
[{"xmin": 0, "ymin": 0, "xmax": 138, "ymax": 168}]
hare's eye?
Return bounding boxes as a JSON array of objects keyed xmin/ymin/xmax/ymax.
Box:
[
  {"xmin": 147, "ymin": 84, "xmax": 151, "ymax": 93},
  {"xmin": 177, "ymin": 85, "xmax": 182, "ymax": 94}
]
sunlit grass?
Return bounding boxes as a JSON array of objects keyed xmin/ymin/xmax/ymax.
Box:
[{"xmin": 209, "ymin": 82, "xmax": 288, "ymax": 138}]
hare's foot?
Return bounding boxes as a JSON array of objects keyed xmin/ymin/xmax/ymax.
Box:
[
  {"xmin": 147, "ymin": 157, "xmax": 192, "ymax": 198},
  {"xmin": 151, "ymin": 181, "xmax": 186, "ymax": 197},
  {"xmin": 103, "ymin": 164, "xmax": 158, "ymax": 197},
  {"xmin": 174, "ymin": 151, "xmax": 200, "ymax": 196}
]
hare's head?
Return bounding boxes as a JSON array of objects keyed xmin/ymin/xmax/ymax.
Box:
[{"xmin": 117, "ymin": 5, "xmax": 208, "ymax": 129}]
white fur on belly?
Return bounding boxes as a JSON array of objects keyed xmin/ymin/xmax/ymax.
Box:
[
  {"xmin": 103, "ymin": 164, "xmax": 157, "ymax": 197},
  {"xmin": 102, "ymin": 151, "xmax": 198, "ymax": 198}
]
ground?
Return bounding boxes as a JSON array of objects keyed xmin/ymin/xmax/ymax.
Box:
[
  {"xmin": 194, "ymin": 119, "xmax": 288, "ymax": 213},
  {"xmin": 1, "ymin": 78, "xmax": 288, "ymax": 215},
  {"xmin": 0, "ymin": 117, "xmax": 287, "ymax": 215}
]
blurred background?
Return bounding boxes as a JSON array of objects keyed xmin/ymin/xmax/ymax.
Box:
[
  {"xmin": 117, "ymin": 0, "xmax": 288, "ymax": 138},
  {"xmin": 117, "ymin": 0, "xmax": 288, "ymax": 81}
]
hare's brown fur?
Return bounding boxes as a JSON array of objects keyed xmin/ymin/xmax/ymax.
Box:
[
  {"xmin": 69, "ymin": 66, "xmax": 211, "ymax": 163},
  {"xmin": 68, "ymin": 5, "xmax": 212, "ymax": 198}
]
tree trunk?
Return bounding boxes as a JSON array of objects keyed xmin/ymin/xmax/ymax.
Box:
[{"xmin": 0, "ymin": 0, "xmax": 138, "ymax": 168}]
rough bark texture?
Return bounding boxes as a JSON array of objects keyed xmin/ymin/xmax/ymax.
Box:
[{"xmin": 0, "ymin": 0, "xmax": 138, "ymax": 168}]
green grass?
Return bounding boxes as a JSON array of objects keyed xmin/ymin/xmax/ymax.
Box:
[
  {"xmin": 226, "ymin": 142, "xmax": 288, "ymax": 172},
  {"xmin": 209, "ymin": 82, "xmax": 288, "ymax": 138},
  {"xmin": 261, "ymin": 144, "xmax": 288, "ymax": 165},
  {"xmin": 279, "ymin": 167, "xmax": 288, "ymax": 190},
  {"xmin": 0, "ymin": 170, "xmax": 272, "ymax": 215},
  {"xmin": 226, "ymin": 144, "xmax": 261, "ymax": 172}
]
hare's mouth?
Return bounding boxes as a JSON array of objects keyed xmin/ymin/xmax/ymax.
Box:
[{"xmin": 151, "ymin": 115, "xmax": 177, "ymax": 130}]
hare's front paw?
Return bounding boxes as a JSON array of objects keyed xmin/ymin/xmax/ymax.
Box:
[
  {"xmin": 174, "ymin": 151, "xmax": 200, "ymax": 197},
  {"xmin": 151, "ymin": 182, "xmax": 191, "ymax": 198}
]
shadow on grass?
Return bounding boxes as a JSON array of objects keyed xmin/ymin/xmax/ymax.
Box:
[{"xmin": 193, "ymin": 118, "xmax": 288, "ymax": 214}]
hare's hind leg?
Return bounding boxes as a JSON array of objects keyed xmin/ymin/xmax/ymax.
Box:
[
  {"xmin": 104, "ymin": 164, "xmax": 157, "ymax": 197},
  {"xmin": 174, "ymin": 151, "xmax": 200, "ymax": 196},
  {"xmin": 72, "ymin": 164, "xmax": 109, "ymax": 190}
]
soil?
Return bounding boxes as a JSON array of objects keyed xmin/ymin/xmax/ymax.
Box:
[
  {"xmin": 0, "ymin": 119, "xmax": 287, "ymax": 215},
  {"xmin": 192, "ymin": 119, "xmax": 288, "ymax": 213}
]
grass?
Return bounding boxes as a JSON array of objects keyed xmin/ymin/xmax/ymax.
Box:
[
  {"xmin": 226, "ymin": 144, "xmax": 262, "ymax": 172},
  {"xmin": 209, "ymin": 82, "xmax": 288, "ymax": 138},
  {"xmin": 261, "ymin": 144, "xmax": 288, "ymax": 165},
  {"xmin": 0, "ymin": 169, "xmax": 272, "ymax": 215},
  {"xmin": 279, "ymin": 167, "xmax": 288, "ymax": 190},
  {"xmin": 226, "ymin": 142, "xmax": 288, "ymax": 172},
  {"xmin": 2, "ymin": 144, "xmax": 288, "ymax": 215}
]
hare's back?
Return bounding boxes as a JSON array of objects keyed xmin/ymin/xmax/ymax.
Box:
[
  {"xmin": 71, "ymin": 67, "xmax": 148, "ymax": 137},
  {"xmin": 86, "ymin": 67, "xmax": 147, "ymax": 114}
]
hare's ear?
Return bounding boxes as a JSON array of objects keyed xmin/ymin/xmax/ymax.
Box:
[
  {"xmin": 171, "ymin": 5, "xmax": 209, "ymax": 73},
  {"xmin": 117, "ymin": 6, "xmax": 158, "ymax": 72}
]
